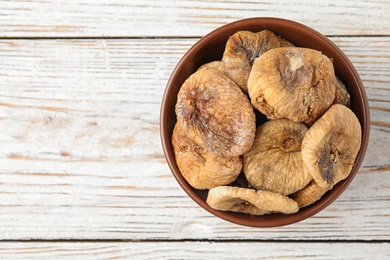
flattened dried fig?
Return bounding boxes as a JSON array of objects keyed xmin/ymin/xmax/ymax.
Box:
[
  {"xmin": 198, "ymin": 61, "xmax": 225, "ymax": 74},
  {"xmin": 301, "ymin": 104, "xmax": 362, "ymax": 188},
  {"xmin": 248, "ymin": 47, "xmax": 336, "ymax": 125},
  {"xmin": 222, "ymin": 30, "xmax": 294, "ymax": 93},
  {"xmin": 333, "ymin": 77, "xmax": 351, "ymax": 107},
  {"xmin": 172, "ymin": 122, "xmax": 242, "ymax": 190},
  {"xmin": 206, "ymin": 186, "xmax": 299, "ymax": 215},
  {"xmin": 243, "ymin": 119, "xmax": 312, "ymax": 195},
  {"xmin": 175, "ymin": 67, "xmax": 256, "ymax": 157},
  {"xmin": 291, "ymin": 180, "xmax": 332, "ymax": 208}
]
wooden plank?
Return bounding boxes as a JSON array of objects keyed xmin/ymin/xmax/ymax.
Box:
[
  {"xmin": 0, "ymin": 0, "xmax": 389, "ymax": 38},
  {"xmin": 0, "ymin": 169, "xmax": 388, "ymax": 240},
  {"xmin": 0, "ymin": 241, "xmax": 388, "ymax": 259},
  {"xmin": 0, "ymin": 37, "xmax": 389, "ymax": 240}
]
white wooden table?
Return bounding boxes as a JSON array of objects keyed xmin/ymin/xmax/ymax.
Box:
[{"xmin": 0, "ymin": 1, "xmax": 389, "ymax": 259}]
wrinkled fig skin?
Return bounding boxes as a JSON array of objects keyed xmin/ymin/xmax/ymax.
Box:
[
  {"xmin": 198, "ymin": 61, "xmax": 225, "ymax": 74},
  {"xmin": 333, "ymin": 77, "xmax": 351, "ymax": 107},
  {"xmin": 175, "ymin": 67, "xmax": 256, "ymax": 157},
  {"xmin": 291, "ymin": 180, "xmax": 332, "ymax": 208},
  {"xmin": 243, "ymin": 119, "xmax": 312, "ymax": 195},
  {"xmin": 248, "ymin": 47, "xmax": 336, "ymax": 125},
  {"xmin": 222, "ymin": 30, "xmax": 294, "ymax": 93},
  {"xmin": 301, "ymin": 104, "xmax": 362, "ymax": 189},
  {"xmin": 172, "ymin": 122, "xmax": 242, "ymax": 190},
  {"xmin": 206, "ymin": 186, "xmax": 299, "ymax": 215}
]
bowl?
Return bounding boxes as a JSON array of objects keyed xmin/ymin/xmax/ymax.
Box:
[{"xmin": 160, "ymin": 17, "xmax": 370, "ymax": 227}]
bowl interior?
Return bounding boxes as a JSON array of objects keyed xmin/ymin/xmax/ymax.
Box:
[{"xmin": 160, "ymin": 17, "xmax": 370, "ymax": 227}]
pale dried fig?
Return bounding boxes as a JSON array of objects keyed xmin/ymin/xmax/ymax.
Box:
[
  {"xmin": 222, "ymin": 30, "xmax": 294, "ymax": 93},
  {"xmin": 301, "ymin": 104, "xmax": 362, "ymax": 189},
  {"xmin": 172, "ymin": 122, "xmax": 242, "ymax": 190},
  {"xmin": 175, "ymin": 67, "xmax": 256, "ymax": 157},
  {"xmin": 248, "ymin": 47, "xmax": 336, "ymax": 125},
  {"xmin": 243, "ymin": 119, "xmax": 312, "ymax": 195},
  {"xmin": 291, "ymin": 180, "xmax": 332, "ymax": 208},
  {"xmin": 206, "ymin": 186, "xmax": 299, "ymax": 215},
  {"xmin": 333, "ymin": 77, "xmax": 351, "ymax": 107}
]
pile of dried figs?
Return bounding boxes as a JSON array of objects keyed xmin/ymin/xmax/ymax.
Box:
[{"xmin": 172, "ymin": 30, "xmax": 362, "ymax": 215}]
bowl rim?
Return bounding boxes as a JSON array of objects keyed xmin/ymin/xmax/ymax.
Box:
[{"xmin": 160, "ymin": 17, "xmax": 370, "ymax": 227}]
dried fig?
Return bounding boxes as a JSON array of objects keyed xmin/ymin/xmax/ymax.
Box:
[
  {"xmin": 206, "ymin": 186, "xmax": 299, "ymax": 215},
  {"xmin": 248, "ymin": 47, "xmax": 336, "ymax": 125},
  {"xmin": 222, "ymin": 30, "xmax": 294, "ymax": 93},
  {"xmin": 301, "ymin": 104, "xmax": 362, "ymax": 189},
  {"xmin": 171, "ymin": 122, "xmax": 242, "ymax": 190},
  {"xmin": 243, "ymin": 119, "xmax": 312, "ymax": 195},
  {"xmin": 175, "ymin": 67, "xmax": 256, "ymax": 157},
  {"xmin": 291, "ymin": 180, "xmax": 332, "ymax": 208},
  {"xmin": 333, "ymin": 77, "xmax": 351, "ymax": 107}
]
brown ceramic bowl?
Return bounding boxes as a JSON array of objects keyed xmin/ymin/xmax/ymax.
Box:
[{"xmin": 160, "ymin": 17, "xmax": 370, "ymax": 227}]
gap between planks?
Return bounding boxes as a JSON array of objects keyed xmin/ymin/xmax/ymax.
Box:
[{"xmin": 0, "ymin": 239, "xmax": 388, "ymax": 244}]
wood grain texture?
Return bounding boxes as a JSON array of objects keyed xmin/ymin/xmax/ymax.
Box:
[
  {"xmin": 0, "ymin": 37, "xmax": 389, "ymax": 240},
  {"xmin": 0, "ymin": 0, "xmax": 389, "ymax": 38},
  {"xmin": 0, "ymin": 242, "xmax": 389, "ymax": 259}
]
